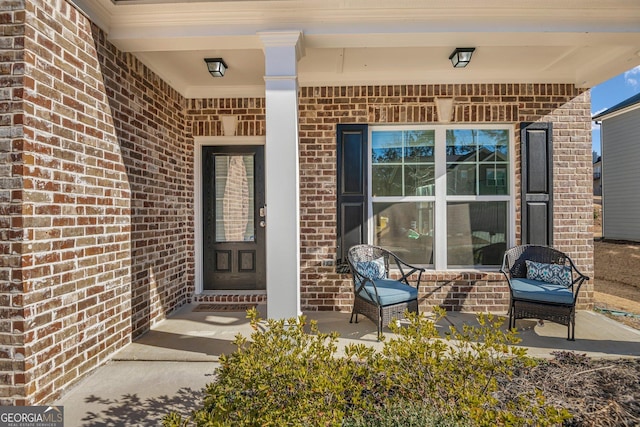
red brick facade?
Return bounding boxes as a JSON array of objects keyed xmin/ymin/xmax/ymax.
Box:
[
  {"xmin": 1, "ymin": 0, "xmax": 593, "ymax": 406},
  {"xmin": 188, "ymin": 86, "xmax": 593, "ymax": 314},
  {"xmin": 0, "ymin": 0, "xmax": 193, "ymax": 404},
  {"xmin": 296, "ymin": 85, "xmax": 593, "ymax": 313}
]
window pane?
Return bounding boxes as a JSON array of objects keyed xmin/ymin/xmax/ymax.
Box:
[
  {"xmin": 405, "ymin": 130, "xmax": 435, "ymax": 162},
  {"xmin": 372, "ymin": 131, "xmax": 403, "ymax": 163},
  {"xmin": 447, "ymin": 202, "xmax": 507, "ymax": 266},
  {"xmin": 446, "ymin": 130, "xmax": 478, "ymax": 162},
  {"xmin": 479, "ymin": 164, "xmax": 509, "ymax": 195},
  {"xmin": 447, "ymin": 129, "xmax": 510, "ymax": 196},
  {"xmin": 372, "ymin": 164, "xmax": 403, "ymax": 196},
  {"xmin": 373, "ymin": 202, "xmax": 434, "ymax": 265},
  {"xmin": 405, "ymin": 164, "xmax": 435, "ymax": 196},
  {"xmin": 477, "ymin": 130, "xmax": 509, "ymax": 161},
  {"xmin": 446, "ymin": 163, "xmax": 476, "ymax": 195}
]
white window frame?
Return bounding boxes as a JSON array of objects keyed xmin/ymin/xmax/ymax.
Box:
[{"xmin": 367, "ymin": 124, "xmax": 516, "ymax": 270}]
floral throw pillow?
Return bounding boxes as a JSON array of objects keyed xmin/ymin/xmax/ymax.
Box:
[
  {"xmin": 355, "ymin": 258, "xmax": 386, "ymax": 280},
  {"xmin": 525, "ymin": 260, "xmax": 571, "ymax": 286}
]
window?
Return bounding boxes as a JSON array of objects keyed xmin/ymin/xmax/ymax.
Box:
[{"xmin": 369, "ymin": 126, "xmax": 512, "ymax": 268}]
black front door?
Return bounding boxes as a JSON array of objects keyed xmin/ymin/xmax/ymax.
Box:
[{"xmin": 202, "ymin": 145, "xmax": 265, "ymax": 290}]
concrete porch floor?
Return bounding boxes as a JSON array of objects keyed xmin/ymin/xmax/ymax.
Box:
[{"xmin": 56, "ymin": 303, "xmax": 640, "ymax": 426}]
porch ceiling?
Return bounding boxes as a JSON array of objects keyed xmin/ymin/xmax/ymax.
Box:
[{"xmin": 73, "ymin": 0, "xmax": 640, "ymax": 98}]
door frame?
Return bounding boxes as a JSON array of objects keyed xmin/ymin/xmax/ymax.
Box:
[{"xmin": 194, "ymin": 136, "xmax": 266, "ymax": 294}]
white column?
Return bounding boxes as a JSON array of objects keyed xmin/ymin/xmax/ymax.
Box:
[{"xmin": 259, "ymin": 31, "xmax": 305, "ymax": 320}]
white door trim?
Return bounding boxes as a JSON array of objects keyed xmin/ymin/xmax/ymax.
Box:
[{"xmin": 193, "ymin": 136, "xmax": 266, "ymax": 294}]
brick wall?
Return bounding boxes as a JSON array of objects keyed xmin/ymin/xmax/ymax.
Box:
[
  {"xmin": 92, "ymin": 30, "xmax": 193, "ymax": 338},
  {"xmin": 185, "ymin": 85, "xmax": 593, "ymax": 313},
  {"xmin": 0, "ymin": 0, "xmax": 27, "ymax": 405},
  {"xmin": 297, "ymin": 84, "xmax": 593, "ymax": 312},
  {"xmin": 0, "ymin": 0, "xmax": 194, "ymax": 405}
]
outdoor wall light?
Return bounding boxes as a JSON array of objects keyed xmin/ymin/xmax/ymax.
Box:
[
  {"xmin": 204, "ymin": 58, "xmax": 228, "ymax": 77},
  {"xmin": 449, "ymin": 48, "xmax": 475, "ymax": 68}
]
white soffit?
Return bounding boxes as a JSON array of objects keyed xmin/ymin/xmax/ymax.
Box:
[{"xmin": 72, "ymin": 0, "xmax": 640, "ymax": 98}]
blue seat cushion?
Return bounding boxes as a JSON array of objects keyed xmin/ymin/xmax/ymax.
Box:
[
  {"xmin": 509, "ymin": 278, "xmax": 574, "ymax": 305},
  {"xmin": 358, "ymin": 279, "xmax": 418, "ymax": 306}
]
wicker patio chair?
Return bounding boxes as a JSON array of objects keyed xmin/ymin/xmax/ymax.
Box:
[
  {"xmin": 500, "ymin": 245, "xmax": 589, "ymax": 340},
  {"xmin": 347, "ymin": 244, "xmax": 426, "ymax": 339}
]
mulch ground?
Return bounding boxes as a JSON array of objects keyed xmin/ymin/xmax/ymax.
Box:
[{"xmin": 503, "ymin": 351, "xmax": 640, "ymax": 426}]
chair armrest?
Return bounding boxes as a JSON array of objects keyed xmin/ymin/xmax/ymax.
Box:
[
  {"xmin": 387, "ymin": 253, "xmax": 426, "ymax": 288},
  {"xmin": 566, "ymin": 258, "xmax": 589, "ymax": 302},
  {"xmin": 499, "ymin": 252, "xmax": 510, "ymax": 277},
  {"xmin": 567, "ymin": 256, "xmax": 590, "ymax": 282}
]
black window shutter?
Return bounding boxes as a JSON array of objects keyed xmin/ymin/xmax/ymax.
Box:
[
  {"xmin": 336, "ymin": 124, "xmax": 368, "ymax": 272},
  {"xmin": 520, "ymin": 122, "xmax": 553, "ymax": 246}
]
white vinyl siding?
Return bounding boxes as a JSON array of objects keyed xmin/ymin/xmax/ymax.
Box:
[{"xmin": 601, "ymin": 107, "xmax": 640, "ymax": 242}]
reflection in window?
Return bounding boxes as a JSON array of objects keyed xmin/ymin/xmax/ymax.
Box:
[
  {"xmin": 372, "ymin": 130, "xmax": 435, "ymax": 197},
  {"xmin": 373, "ymin": 202, "xmax": 434, "ymax": 265},
  {"xmin": 446, "ymin": 129, "xmax": 509, "ymax": 196},
  {"xmin": 215, "ymin": 155, "xmax": 255, "ymax": 242},
  {"xmin": 447, "ymin": 202, "xmax": 507, "ymax": 266},
  {"xmin": 369, "ymin": 126, "xmax": 511, "ymax": 268}
]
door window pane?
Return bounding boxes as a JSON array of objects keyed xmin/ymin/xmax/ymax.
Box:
[
  {"xmin": 373, "ymin": 201, "xmax": 434, "ymax": 265},
  {"xmin": 447, "ymin": 201, "xmax": 507, "ymax": 266},
  {"xmin": 215, "ymin": 155, "xmax": 255, "ymax": 242}
]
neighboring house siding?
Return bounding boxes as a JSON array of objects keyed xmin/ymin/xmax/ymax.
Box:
[
  {"xmin": 601, "ymin": 109, "xmax": 640, "ymax": 241},
  {"xmin": 0, "ymin": 0, "xmax": 194, "ymax": 405}
]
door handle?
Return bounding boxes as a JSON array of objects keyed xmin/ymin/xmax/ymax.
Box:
[{"xmin": 259, "ymin": 206, "xmax": 266, "ymax": 218}]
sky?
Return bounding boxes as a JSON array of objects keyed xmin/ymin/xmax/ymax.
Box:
[{"xmin": 591, "ymin": 65, "xmax": 640, "ymax": 156}]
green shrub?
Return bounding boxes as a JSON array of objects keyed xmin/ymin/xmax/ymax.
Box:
[
  {"xmin": 342, "ymin": 399, "xmax": 464, "ymax": 427},
  {"xmin": 164, "ymin": 308, "xmax": 376, "ymax": 426},
  {"xmin": 381, "ymin": 309, "xmax": 570, "ymax": 425},
  {"xmin": 164, "ymin": 308, "xmax": 571, "ymax": 427}
]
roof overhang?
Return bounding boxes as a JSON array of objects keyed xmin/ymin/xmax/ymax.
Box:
[
  {"xmin": 72, "ymin": 0, "xmax": 640, "ymax": 98},
  {"xmin": 593, "ymin": 92, "xmax": 640, "ymax": 121}
]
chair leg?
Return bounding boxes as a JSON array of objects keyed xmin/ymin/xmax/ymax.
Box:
[
  {"xmin": 508, "ymin": 303, "xmax": 515, "ymax": 330},
  {"xmin": 568, "ymin": 312, "xmax": 576, "ymax": 341},
  {"xmin": 350, "ymin": 305, "xmax": 357, "ymax": 324}
]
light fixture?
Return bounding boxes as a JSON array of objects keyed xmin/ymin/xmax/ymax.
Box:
[
  {"xmin": 449, "ymin": 48, "xmax": 475, "ymax": 68},
  {"xmin": 204, "ymin": 58, "xmax": 228, "ymax": 77}
]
